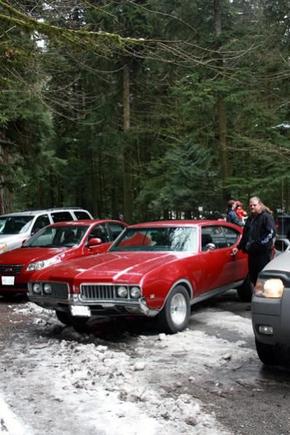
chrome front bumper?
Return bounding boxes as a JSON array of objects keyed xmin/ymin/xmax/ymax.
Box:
[{"xmin": 28, "ymin": 281, "xmax": 158, "ymax": 318}]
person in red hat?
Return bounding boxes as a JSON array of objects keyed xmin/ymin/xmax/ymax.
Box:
[
  {"xmin": 226, "ymin": 199, "xmax": 244, "ymax": 226},
  {"xmin": 235, "ymin": 201, "xmax": 248, "ymax": 224}
]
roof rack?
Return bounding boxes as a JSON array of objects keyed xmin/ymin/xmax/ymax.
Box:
[{"xmin": 20, "ymin": 207, "xmax": 84, "ymax": 212}]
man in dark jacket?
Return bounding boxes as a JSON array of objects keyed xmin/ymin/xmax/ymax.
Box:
[{"xmin": 233, "ymin": 196, "xmax": 276, "ymax": 286}]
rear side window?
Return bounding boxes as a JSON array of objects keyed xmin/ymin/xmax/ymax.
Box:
[
  {"xmin": 74, "ymin": 211, "xmax": 92, "ymax": 220},
  {"xmin": 31, "ymin": 214, "xmax": 50, "ymax": 234},
  {"xmin": 275, "ymin": 239, "xmax": 289, "ymax": 252},
  {"xmin": 51, "ymin": 212, "xmax": 73, "ymax": 223},
  {"xmin": 202, "ymin": 226, "xmax": 228, "ymax": 249},
  {"xmin": 223, "ymin": 226, "xmax": 240, "ymax": 246}
]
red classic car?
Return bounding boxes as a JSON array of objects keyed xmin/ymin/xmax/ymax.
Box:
[
  {"xmin": 0, "ymin": 219, "xmax": 126, "ymax": 298},
  {"xmin": 28, "ymin": 220, "xmax": 250, "ymax": 333}
]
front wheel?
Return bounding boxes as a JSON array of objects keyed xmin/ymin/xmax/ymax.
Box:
[
  {"xmin": 72, "ymin": 317, "xmax": 89, "ymax": 333},
  {"xmin": 237, "ymin": 276, "xmax": 253, "ymax": 302},
  {"xmin": 158, "ymin": 285, "xmax": 190, "ymax": 334},
  {"xmin": 55, "ymin": 310, "xmax": 73, "ymax": 326},
  {"xmin": 255, "ymin": 339, "xmax": 279, "ymax": 366}
]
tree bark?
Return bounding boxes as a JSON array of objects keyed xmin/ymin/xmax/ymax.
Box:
[
  {"xmin": 213, "ymin": 0, "xmax": 230, "ymax": 201},
  {"xmin": 0, "ymin": 144, "xmax": 4, "ymax": 214},
  {"xmin": 0, "ymin": 141, "xmax": 12, "ymax": 214},
  {"xmin": 122, "ymin": 63, "xmax": 133, "ymax": 222}
]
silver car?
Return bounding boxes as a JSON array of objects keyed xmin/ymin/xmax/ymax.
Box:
[
  {"xmin": 252, "ymin": 250, "xmax": 290, "ymax": 365},
  {"xmin": 0, "ymin": 208, "xmax": 93, "ymax": 254}
]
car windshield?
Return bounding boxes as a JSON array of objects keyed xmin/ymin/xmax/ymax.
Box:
[
  {"xmin": 110, "ymin": 226, "xmax": 198, "ymax": 252},
  {"xmin": 0, "ymin": 216, "xmax": 34, "ymax": 235},
  {"xmin": 24, "ymin": 225, "xmax": 89, "ymax": 248}
]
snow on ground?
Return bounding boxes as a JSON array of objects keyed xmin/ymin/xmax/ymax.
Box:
[
  {"xmin": 193, "ymin": 309, "xmax": 253, "ymax": 338},
  {"xmin": 0, "ymin": 303, "xmax": 256, "ymax": 435}
]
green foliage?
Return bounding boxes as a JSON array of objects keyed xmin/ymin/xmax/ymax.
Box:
[
  {"xmin": 137, "ymin": 140, "xmax": 216, "ymax": 217},
  {"xmin": 1, "ymin": 0, "xmax": 290, "ymax": 217}
]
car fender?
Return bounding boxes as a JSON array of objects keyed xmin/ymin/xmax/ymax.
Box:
[{"xmin": 154, "ymin": 278, "xmax": 194, "ymax": 312}]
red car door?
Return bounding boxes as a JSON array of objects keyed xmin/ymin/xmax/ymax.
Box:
[{"xmin": 198, "ymin": 225, "xmax": 242, "ymax": 293}]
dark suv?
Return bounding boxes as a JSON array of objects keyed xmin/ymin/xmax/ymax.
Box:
[{"xmin": 252, "ymin": 250, "xmax": 290, "ymax": 366}]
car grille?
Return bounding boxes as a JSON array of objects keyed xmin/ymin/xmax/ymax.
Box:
[
  {"xmin": 50, "ymin": 283, "xmax": 69, "ymax": 299},
  {"xmin": 0, "ymin": 264, "xmax": 23, "ymax": 275},
  {"xmin": 81, "ymin": 284, "xmax": 115, "ymax": 300}
]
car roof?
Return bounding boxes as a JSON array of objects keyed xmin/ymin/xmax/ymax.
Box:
[
  {"xmin": 0, "ymin": 208, "xmax": 90, "ymax": 217},
  {"xmin": 127, "ymin": 219, "xmax": 232, "ymax": 228},
  {"xmin": 48, "ymin": 219, "xmax": 126, "ymax": 228}
]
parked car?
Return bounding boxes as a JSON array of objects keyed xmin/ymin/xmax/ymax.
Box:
[
  {"xmin": 0, "ymin": 207, "xmax": 93, "ymax": 254},
  {"xmin": 275, "ymin": 214, "xmax": 290, "ymax": 238},
  {"xmin": 28, "ymin": 220, "xmax": 249, "ymax": 333},
  {"xmin": 252, "ymin": 250, "xmax": 290, "ymax": 366},
  {"xmin": 0, "ymin": 219, "xmax": 126, "ymax": 298},
  {"xmin": 274, "ymin": 237, "xmax": 290, "ymax": 255}
]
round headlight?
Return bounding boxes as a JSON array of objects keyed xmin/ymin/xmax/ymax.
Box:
[
  {"xmin": 32, "ymin": 283, "xmax": 41, "ymax": 294},
  {"xmin": 43, "ymin": 283, "xmax": 52, "ymax": 295},
  {"xmin": 130, "ymin": 287, "xmax": 141, "ymax": 299},
  {"xmin": 264, "ymin": 279, "xmax": 284, "ymax": 298},
  {"xmin": 37, "ymin": 261, "xmax": 45, "ymax": 270},
  {"xmin": 117, "ymin": 286, "xmax": 128, "ymax": 298},
  {"xmin": 255, "ymin": 278, "xmax": 284, "ymax": 298}
]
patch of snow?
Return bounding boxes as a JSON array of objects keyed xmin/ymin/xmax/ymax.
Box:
[
  {"xmin": 193, "ymin": 309, "xmax": 253, "ymax": 337},
  {"xmin": 0, "ymin": 303, "xmax": 257, "ymax": 434},
  {"xmin": 0, "ymin": 395, "xmax": 33, "ymax": 435}
]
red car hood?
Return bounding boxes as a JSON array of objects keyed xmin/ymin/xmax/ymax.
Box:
[
  {"xmin": 34, "ymin": 251, "xmax": 190, "ymax": 284},
  {"xmin": 0, "ymin": 247, "xmax": 70, "ymax": 265}
]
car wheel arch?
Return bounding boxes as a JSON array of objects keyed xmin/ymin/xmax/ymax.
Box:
[
  {"xmin": 161, "ymin": 279, "xmax": 194, "ymax": 309},
  {"xmin": 157, "ymin": 282, "xmax": 192, "ymax": 333}
]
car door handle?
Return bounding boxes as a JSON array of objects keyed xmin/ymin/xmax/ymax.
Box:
[{"xmin": 231, "ymin": 247, "xmax": 238, "ymax": 256}]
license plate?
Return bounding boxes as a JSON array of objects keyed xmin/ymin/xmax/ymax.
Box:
[
  {"xmin": 70, "ymin": 305, "xmax": 91, "ymax": 317},
  {"xmin": 1, "ymin": 276, "xmax": 15, "ymax": 285}
]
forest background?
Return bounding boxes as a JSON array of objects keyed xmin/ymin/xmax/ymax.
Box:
[{"xmin": 0, "ymin": 0, "xmax": 290, "ymax": 223}]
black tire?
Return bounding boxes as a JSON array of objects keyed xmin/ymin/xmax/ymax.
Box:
[
  {"xmin": 72, "ymin": 317, "xmax": 89, "ymax": 333},
  {"xmin": 237, "ymin": 276, "xmax": 253, "ymax": 302},
  {"xmin": 255, "ymin": 339, "xmax": 279, "ymax": 366},
  {"xmin": 158, "ymin": 285, "xmax": 190, "ymax": 334},
  {"xmin": 55, "ymin": 310, "xmax": 73, "ymax": 326}
]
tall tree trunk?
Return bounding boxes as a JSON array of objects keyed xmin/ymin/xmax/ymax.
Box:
[
  {"xmin": 0, "ymin": 140, "xmax": 12, "ymax": 213},
  {"xmin": 0, "ymin": 144, "xmax": 5, "ymax": 214},
  {"xmin": 122, "ymin": 63, "xmax": 133, "ymax": 222},
  {"xmin": 214, "ymin": 0, "xmax": 230, "ymax": 201}
]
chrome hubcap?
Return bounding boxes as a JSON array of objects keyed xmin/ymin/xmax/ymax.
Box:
[{"xmin": 170, "ymin": 293, "xmax": 187, "ymax": 326}]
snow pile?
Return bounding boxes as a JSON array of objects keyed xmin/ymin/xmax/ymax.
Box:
[{"xmin": 0, "ymin": 302, "xmax": 257, "ymax": 434}]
